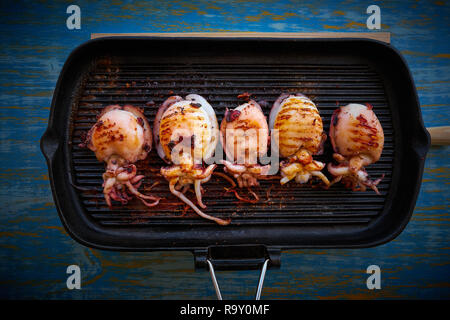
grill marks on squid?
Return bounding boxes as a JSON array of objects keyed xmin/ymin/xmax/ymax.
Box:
[
  {"xmin": 227, "ymin": 118, "xmax": 265, "ymax": 161},
  {"xmin": 346, "ymin": 114, "xmax": 381, "ymax": 153},
  {"xmin": 159, "ymin": 104, "xmax": 211, "ymax": 159},
  {"xmin": 274, "ymin": 99, "xmax": 323, "ymax": 157}
]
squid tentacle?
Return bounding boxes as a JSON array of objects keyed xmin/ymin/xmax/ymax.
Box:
[
  {"xmin": 169, "ymin": 179, "xmax": 230, "ymax": 226},
  {"xmin": 130, "ymin": 174, "xmax": 145, "ymax": 184},
  {"xmin": 103, "ymin": 177, "xmax": 117, "ymax": 207},
  {"xmin": 125, "ymin": 181, "xmax": 160, "ymax": 201},
  {"xmin": 102, "ymin": 165, "xmax": 161, "ymax": 208},
  {"xmin": 213, "ymin": 172, "xmax": 237, "ymax": 189},
  {"xmin": 194, "ymin": 180, "xmax": 207, "ymax": 209},
  {"xmin": 327, "ymin": 160, "xmax": 384, "ymax": 194},
  {"xmin": 110, "ymin": 187, "xmax": 129, "ymax": 204},
  {"xmin": 281, "ymin": 158, "xmax": 330, "ymax": 186},
  {"xmin": 226, "ymin": 188, "xmax": 259, "ymax": 204},
  {"xmin": 218, "ymin": 163, "xmax": 268, "ymax": 202}
]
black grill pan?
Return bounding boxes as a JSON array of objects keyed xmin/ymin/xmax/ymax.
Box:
[{"xmin": 40, "ymin": 37, "xmax": 429, "ymax": 269}]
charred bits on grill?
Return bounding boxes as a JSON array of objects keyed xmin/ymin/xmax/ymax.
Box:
[{"xmin": 237, "ymin": 92, "xmax": 252, "ymax": 101}]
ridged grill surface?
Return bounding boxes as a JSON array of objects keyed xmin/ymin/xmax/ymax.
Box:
[{"xmin": 70, "ymin": 61, "xmax": 394, "ymax": 226}]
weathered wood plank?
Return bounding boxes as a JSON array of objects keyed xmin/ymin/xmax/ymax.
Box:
[{"xmin": 91, "ymin": 32, "xmax": 391, "ymax": 43}]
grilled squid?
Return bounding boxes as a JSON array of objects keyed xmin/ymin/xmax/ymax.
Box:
[
  {"xmin": 269, "ymin": 93, "xmax": 329, "ymax": 186},
  {"xmin": 220, "ymin": 100, "xmax": 271, "ymax": 202},
  {"xmin": 327, "ymin": 103, "xmax": 384, "ymax": 193},
  {"xmin": 154, "ymin": 94, "xmax": 230, "ymax": 225},
  {"xmin": 83, "ymin": 105, "xmax": 160, "ymax": 207}
]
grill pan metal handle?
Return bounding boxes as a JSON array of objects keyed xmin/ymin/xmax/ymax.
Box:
[
  {"xmin": 193, "ymin": 245, "xmax": 280, "ymax": 270},
  {"xmin": 207, "ymin": 258, "xmax": 270, "ymax": 300},
  {"xmin": 195, "ymin": 245, "xmax": 277, "ymax": 299}
]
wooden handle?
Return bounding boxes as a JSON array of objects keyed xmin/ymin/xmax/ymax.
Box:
[
  {"xmin": 91, "ymin": 32, "xmax": 391, "ymax": 43},
  {"xmin": 427, "ymin": 126, "xmax": 450, "ymax": 145}
]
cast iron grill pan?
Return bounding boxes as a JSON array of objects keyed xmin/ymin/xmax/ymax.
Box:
[{"xmin": 41, "ymin": 38, "xmax": 429, "ymax": 255}]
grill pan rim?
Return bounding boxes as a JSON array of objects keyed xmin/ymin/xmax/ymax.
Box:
[{"xmin": 40, "ymin": 36, "xmax": 430, "ymax": 253}]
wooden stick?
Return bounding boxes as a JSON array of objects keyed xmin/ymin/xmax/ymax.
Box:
[
  {"xmin": 427, "ymin": 126, "xmax": 450, "ymax": 145},
  {"xmin": 91, "ymin": 32, "xmax": 390, "ymax": 43}
]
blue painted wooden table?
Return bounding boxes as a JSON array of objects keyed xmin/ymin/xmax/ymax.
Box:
[{"xmin": 0, "ymin": 0, "xmax": 448, "ymax": 299}]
